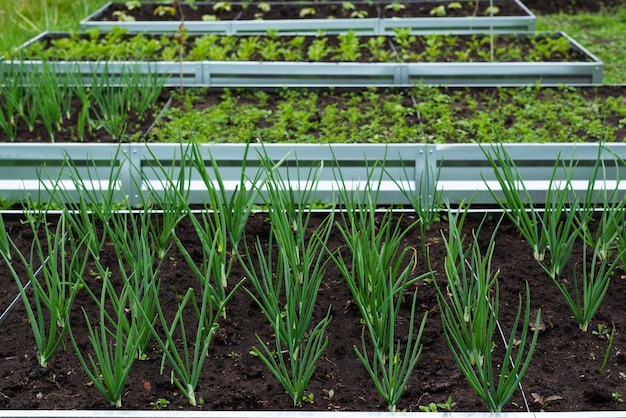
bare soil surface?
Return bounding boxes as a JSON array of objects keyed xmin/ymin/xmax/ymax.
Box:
[
  {"xmin": 523, "ymin": 0, "xmax": 626, "ymax": 14},
  {"xmin": 1, "ymin": 212, "xmax": 626, "ymax": 412}
]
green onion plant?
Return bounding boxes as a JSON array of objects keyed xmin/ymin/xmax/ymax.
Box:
[
  {"xmin": 79, "ymin": 63, "xmax": 166, "ymax": 140},
  {"xmin": 169, "ymin": 138, "xmax": 263, "ymax": 317},
  {"xmin": 577, "ymin": 169, "xmax": 624, "ymax": 261},
  {"xmin": 581, "ymin": 145, "xmax": 626, "ymax": 264},
  {"xmin": 0, "ymin": 60, "xmax": 164, "ymax": 142},
  {"xmin": 438, "ymin": 206, "xmax": 500, "ymax": 365},
  {"xmin": 331, "ymin": 160, "xmax": 429, "ymax": 411},
  {"xmin": 140, "ymin": 142, "xmax": 192, "ymax": 260},
  {"xmin": 483, "ymin": 144, "xmax": 581, "ymax": 279},
  {"xmin": 69, "ymin": 272, "xmax": 143, "ymax": 408},
  {"xmin": 188, "ymin": 137, "xmax": 263, "ymax": 250},
  {"xmin": 89, "ymin": 210, "xmax": 164, "ymax": 358},
  {"xmin": 333, "ymin": 155, "xmax": 425, "ymax": 341},
  {"xmin": 391, "ymin": 146, "xmax": 442, "ymax": 231},
  {"xmin": 0, "ymin": 63, "xmax": 79, "ymax": 141},
  {"xmin": 355, "ymin": 289, "xmax": 427, "ymax": 412},
  {"xmin": 41, "ymin": 148, "xmax": 129, "ymax": 261},
  {"xmin": 387, "ymin": 147, "xmax": 442, "ymax": 264},
  {"xmin": 133, "ymin": 234, "xmax": 244, "ymax": 406},
  {"xmin": 238, "ymin": 152, "xmax": 333, "ymax": 406},
  {"xmin": 0, "ymin": 213, "xmax": 11, "ymax": 259},
  {"xmin": 555, "ymin": 229, "xmax": 625, "ymax": 332},
  {"xmin": 482, "ymin": 144, "xmax": 545, "ymax": 262},
  {"xmin": 436, "ymin": 207, "xmax": 541, "ymax": 412},
  {"xmin": 332, "ymin": 207, "xmax": 428, "ymax": 412},
  {"xmin": 1, "ymin": 211, "xmax": 87, "ymax": 367}
]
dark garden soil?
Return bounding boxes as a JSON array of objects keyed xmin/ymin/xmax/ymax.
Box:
[
  {"xmin": 92, "ymin": 1, "xmax": 526, "ymax": 23},
  {"xmin": 524, "ymin": 0, "xmax": 626, "ymax": 14},
  {"xmin": 1, "ymin": 212, "xmax": 626, "ymax": 412}
]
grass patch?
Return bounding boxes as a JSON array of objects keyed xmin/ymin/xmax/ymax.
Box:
[
  {"xmin": 537, "ymin": 7, "xmax": 626, "ymax": 83},
  {"xmin": 0, "ymin": 0, "xmax": 107, "ymax": 56}
]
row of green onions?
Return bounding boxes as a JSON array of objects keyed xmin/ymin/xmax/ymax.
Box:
[{"xmin": 1, "ymin": 141, "xmax": 624, "ymax": 410}]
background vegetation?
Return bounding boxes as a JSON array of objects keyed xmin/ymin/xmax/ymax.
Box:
[{"xmin": 1, "ymin": 0, "xmax": 625, "ymax": 83}]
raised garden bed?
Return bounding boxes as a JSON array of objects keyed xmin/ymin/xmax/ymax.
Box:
[
  {"xmin": 5, "ymin": 30, "xmax": 603, "ymax": 86},
  {"xmin": 2, "ymin": 196, "xmax": 626, "ymax": 413},
  {"xmin": 80, "ymin": 0, "xmax": 536, "ymax": 35},
  {"xmin": 0, "ymin": 80, "xmax": 625, "ymax": 207},
  {"xmin": 147, "ymin": 86, "xmax": 626, "ymax": 145},
  {"xmin": 0, "ymin": 141, "xmax": 624, "ymax": 209},
  {"xmin": 1, "ymin": 0, "xmax": 625, "ymax": 415},
  {"xmin": 2, "ymin": 84, "xmax": 625, "ymax": 145}
]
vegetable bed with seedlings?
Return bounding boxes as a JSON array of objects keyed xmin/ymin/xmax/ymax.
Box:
[
  {"xmin": 2, "ymin": 80, "xmax": 625, "ymax": 144},
  {"xmin": 1, "ymin": 148, "xmax": 626, "ymax": 412},
  {"xmin": 149, "ymin": 86, "xmax": 626, "ymax": 144},
  {"xmin": 88, "ymin": 0, "xmax": 528, "ymax": 23},
  {"xmin": 80, "ymin": 0, "xmax": 535, "ymax": 35},
  {"xmin": 7, "ymin": 29, "xmax": 602, "ymax": 87},
  {"xmin": 18, "ymin": 30, "xmax": 590, "ymax": 63}
]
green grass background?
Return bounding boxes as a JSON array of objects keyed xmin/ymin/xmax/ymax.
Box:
[{"xmin": 1, "ymin": 0, "xmax": 625, "ymax": 83}]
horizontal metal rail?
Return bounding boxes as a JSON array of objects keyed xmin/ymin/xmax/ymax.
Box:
[{"xmin": 0, "ymin": 143, "xmax": 625, "ymax": 208}]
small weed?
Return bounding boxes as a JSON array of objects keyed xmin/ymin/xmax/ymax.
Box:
[
  {"xmin": 484, "ymin": 5, "xmax": 500, "ymax": 15},
  {"xmin": 302, "ymin": 392, "xmax": 315, "ymax": 404},
  {"xmin": 418, "ymin": 396, "xmax": 457, "ymax": 412},
  {"xmin": 299, "ymin": 7, "xmax": 316, "ymax": 17},
  {"xmin": 112, "ymin": 10, "xmax": 135, "ymax": 21},
  {"xmin": 153, "ymin": 5, "xmax": 176, "ymax": 17},
  {"xmin": 430, "ymin": 5, "xmax": 446, "ymax": 16},
  {"xmin": 150, "ymin": 398, "xmax": 170, "ymax": 410},
  {"xmin": 385, "ymin": 2, "xmax": 406, "ymax": 12},
  {"xmin": 213, "ymin": 1, "xmax": 232, "ymax": 12},
  {"xmin": 125, "ymin": 0, "xmax": 140, "ymax": 10},
  {"xmin": 593, "ymin": 323, "xmax": 610, "ymax": 339},
  {"xmin": 323, "ymin": 388, "xmax": 335, "ymax": 402}
]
